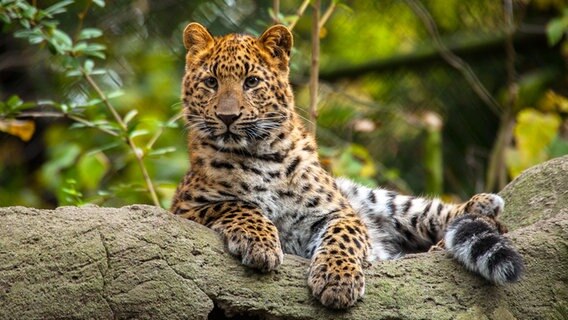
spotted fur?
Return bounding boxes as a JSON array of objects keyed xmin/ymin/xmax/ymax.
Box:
[
  {"xmin": 336, "ymin": 178, "xmax": 523, "ymax": 285},
  {"xmin": 171, "ymin": 23, "xmax": 524, "ymax": 309}
]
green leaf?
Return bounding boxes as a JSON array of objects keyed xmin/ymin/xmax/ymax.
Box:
[
  {"xmin": 40, "ymin": 143, "xmax": 81, "ymax": 189},
  {"xmin": 84, "ymin": 59, "xmax": 94, "ymax": 73},
  {"xmin": 546, "ymin": 9, "xmax": 568, "ymax": 46},
  {"xmin": 58, "ymin": 55, "xmax": 79, "ymax": 69},
  {"xmin": 91, "ymin": 120, "xmax": 120, "ymax": 132},
  {"xmin": 62, "ymin": 187, "xmax": 82, "ymax": 197},
  {"xmin": 83, "ymin": 43, "xmax": 107, "ymax": 55},
  {"xmin": 43, "ymin": 143, "xmax": 81, "ymax": 174},
  {"xmin": 90, "ymin": 68, "xmax": 107, "ymax": 75},
  {"xmin": 73, "ymin": 41, "xmax": 88, "ymax": 53},
  {"xmin": 0, "ymin": 10, "xmax": 10, "ymax": 23},
  {"xmin": 129, "ymin": 129, "xmax": 149, "ymax": 139},
  {"xmin": 65, "ymin": 69, "xmax": 82, "ymax": 77},
  {"xmin": 69, "ymin": 119, "xmax": 119, "ymax": 135},
  {"xmin": 20, "ymin": 18, "xmax": 30, "ymax": 29},
  {"xmin": 75, "ymin": 41, "xmax": 107, "ymax": 59},
  {"xmin": 86, "ymin": 98, "xmax": 103, "ymax": 106},
  {"xmin": 6, "ymin": 95, "xmax": 23, "ymax": 109},
  {"xmin": 78, "ymin": 28, "xmax": 103, "ymax": 40},
  {"xmin": 107, "ymin": 90, "xmax": 124, "ymax": 99},
  {"xmin": 50, "ymin": 29, "xmax": 73, "ymax": 52},
  {"xmin": 14, "ymin": 29, "xmax": 33, "ymax": 39},
  {"xmin": 58, "ymin": 103, "xmax": 70, "ymax": 113},
  {"xmin": 548, "ymin": 136, "xmax": 568, "ymax": 159},
  {"xmin": 92, "ymin": 0, "xmax": 105, "ymax": 7},
  {"xmin": 69, "ymin": 121, "xmax": 93, "ymax": 129},
  {"xmin": 97, "ymin": 190, "xmax": 111, "ymax": 196},
  {"xmin": 21, "ymin": 4, "xmax": 37, "ymax": 20},
  {"xmin": 147, "ymin": 147, "xmax": 176, "ymax": 157},
  {"xmin": 123, "ymin": 110, "xmax": 138, "ymax": 125},
  {"xmin": 44, "ymin": 0, "xmax": 75, "ymax": 16},
  {"xmin": 18, "ymin": 102, "xmax": 36, "ymax": 111},
  {"xmin": 3, "ymin": 95, "xmax": 34, "ymax": 113},
  {"xmin": 78, "ymin": 152, "xmax": 109, "ymax": 190},
  {"xmin": 27, "ymin": 34, "xmax": 45, "ymax": 44},
  {"xmin": 546, "ymin": 18, "xmax": 567, "ymax": 46},
  {"xmin": 61, "ymin": 178, "xmax": 84, "ymax": 205},
  {"xmin": 162, "ymin": 121, "xmax": 179, "ymax": 128},
  {"xmin": 85, "ymin": 51, "xmax": 106, "ymax": 59}
]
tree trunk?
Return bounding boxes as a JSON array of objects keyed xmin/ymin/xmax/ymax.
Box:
[{"xmin": 1, "ymin": 156, "xmax": 567, "ymax": 320}]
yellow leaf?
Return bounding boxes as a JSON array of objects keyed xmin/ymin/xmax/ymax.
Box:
[
  {"xmin": 539, "ymin": 90, "xmax": 568, "ymax": 112},
  {"xmin": 515, "ymin": 109, "xmax": 560, "ymax": 159},
  {"xmin": 505, "ymin": 109, "xmax": 561, "ymax": 178},
  {"xmin": 0, "ymin": 119, "xmax": 35, "ymax": 141},
  {"xmin": 319, "ymin": 27, "xmax": 327, "ymax": 39}
]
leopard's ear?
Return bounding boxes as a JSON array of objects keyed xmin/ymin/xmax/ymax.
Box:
[
  {"xmin": 183, "ymin": 22, "xmax": 214, "ymax": 55},
  {"xmin": 259, "ymin": 24, "xmax": 293, "ymax": 62}
]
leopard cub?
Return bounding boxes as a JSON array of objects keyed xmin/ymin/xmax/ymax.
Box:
[{"xmin": 171, "ymin": 23, "xmax": 523, "ymax": 309}]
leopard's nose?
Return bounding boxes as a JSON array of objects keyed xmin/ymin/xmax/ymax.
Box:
[{"xmin": 215, "ymin": 113, "xmax": 242, "ymax": 126}]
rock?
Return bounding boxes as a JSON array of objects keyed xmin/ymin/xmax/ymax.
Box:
[
  {"xmin": 500, "ymin": 155, "xmax": 568, "ymax": 230},
  {"xmin": 1, "ymin": 156, "xmax": 567, "ymax": 319}
]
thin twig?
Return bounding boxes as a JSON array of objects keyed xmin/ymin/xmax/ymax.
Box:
[
  {"xmin": 82, "ymin": 71, "xmax": 127, "ymax": 130},
  {"xmin": 82, "ymin": 70, "xmax": 161, "ymax": 207},
  {"xmin": 319, "ymin": 1, "xmax": 336, "ymax": 29},
  {"xmin": 309, "ymin": 0, "xmax": 321, "ymax": 134},
  {"xmin": 404, "ymin": 0, "xmax": 502, "ymax": 115},
  {"xmin": 486, "ymin": 0, "xmax": 519, "ymax": 191},
  {"xmin": 15, "ymin": 111, "xmax": 67, "ymax": 118},
  {"xmin": 15, "ymin": 111, "xmax": 119, "ymax": 137},
  {"xmin": 128, "ymin": 139, "xmax": 160, "ymax": 206},
  {"xmin": 288, "ymin": 0, "xmax": 310, "ymax": 31},
  {"xmin": 74, "ymin": 0, "xmax": 92, "ymax": 41},
  {"xmin": 273, "ymin": 0, "xmax": 280, "ymax": 24}
]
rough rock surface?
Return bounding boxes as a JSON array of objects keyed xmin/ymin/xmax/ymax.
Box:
[{"xmin": 1, "ymin": 155, "xmax": 567, "ymax": 320}]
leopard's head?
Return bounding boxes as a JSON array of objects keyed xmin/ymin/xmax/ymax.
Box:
[{"xmin": 181, "ymin": 23, "xmax": 294, "ymax": 149}]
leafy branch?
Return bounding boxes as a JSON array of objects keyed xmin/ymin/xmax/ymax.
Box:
[{"xmin": 0, "ymin": 0, "xmax": 162, "ymax": 206}]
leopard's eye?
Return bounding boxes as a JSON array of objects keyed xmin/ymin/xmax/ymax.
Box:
[
  {"xmin": 244, "ymin": 76, "xmax": 260, "ymax": 89},
  {"xmin": 204, "ymin": 77, "xmax": 218, "ymax": 89}
]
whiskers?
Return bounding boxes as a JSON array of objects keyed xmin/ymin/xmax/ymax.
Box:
[
  {"xmin": 185, "ymin": 114, "xmax": 218, "ymax": 137},
  {"xmin": 183, "ymin": 110, "xmax": 289, "ymax": 151},
  {"xmin": 237, "ymin": 113, "xmax": 287, "ymax": 142},
  {"xmin": 294, "ymin": 111, "xmax": 316, "ymax": 128}
]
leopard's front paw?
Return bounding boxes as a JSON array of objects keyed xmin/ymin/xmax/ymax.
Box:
[
  {"xmin": 308, "ymin": 255, "xmax": 365, "ymax": 309},
  {"xmin": 240, "ymin": 238, "xmax": 283, "ymax": 272},
  {"xmin": 224, "ymin": 228, "xmax": 283, "ymax": 272},
  {"xmin": 465, "ymin": 193, "xmax": 504, "ymax": 218}
]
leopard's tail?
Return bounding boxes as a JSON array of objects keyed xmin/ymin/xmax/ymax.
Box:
[{"xmin": 444, "ymin": 214, "xmax": 524, "ymax": 285}]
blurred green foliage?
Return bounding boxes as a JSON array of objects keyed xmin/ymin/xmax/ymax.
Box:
[{"xmin": 0, "ymin": 0, "xmax": 567, "ymax": 208}]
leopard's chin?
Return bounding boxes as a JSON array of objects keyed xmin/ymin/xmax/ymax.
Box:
[{"xmin": 212, "ymin": 132, "xmax": 249, "ymax": 149}]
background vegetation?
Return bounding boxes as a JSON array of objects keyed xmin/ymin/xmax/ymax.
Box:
[{"xmin": 0, "ymin": 0, "xmax": 567, "ymax": 208}]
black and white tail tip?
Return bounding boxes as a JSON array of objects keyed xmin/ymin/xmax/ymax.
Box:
[{"xmin": 444, "ymin": 214, "xmax": 524, "ymax": 285}]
